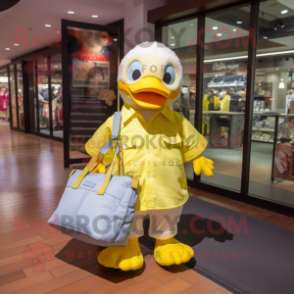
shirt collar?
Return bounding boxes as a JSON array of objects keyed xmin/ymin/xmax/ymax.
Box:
[{"xmin": 121, "ymin": 104, "xmax": 174, "ymax": 126}]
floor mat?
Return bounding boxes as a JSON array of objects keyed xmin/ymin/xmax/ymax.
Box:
[{"xmin": 140, "ymin": 197, "xmax": 294, "ymax": 294}]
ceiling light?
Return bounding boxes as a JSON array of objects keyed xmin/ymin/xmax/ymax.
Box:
[
  {"xmin": 14, "ymin": 43, "xmax": 19, "ymax": 46},
  {"xmin": 204, "ymin": 50, "xmax": 294, "ymax": 63},
  {"xmin": 217, "ymin": 33, "xmax": 222, "ymax": 36},
  {"xmin": 257, "ymin": 50, "xmax": 294, "ymax": 57},
  {"xmin": 92, "ymin": 15, "xmax": 98, "ymax": 18},
  {"xmin": 113, "ymin": 38, "xmax": 117, "ymax": 41},
  {"xmin": 212, "ymin": 26, "xmax": 218, "ymax": 30},
  {"xmin": 45, "ymin": 24, "xmax": 51, "ymax": 27},
  {"xmin": 278, "ymin": 79, "xmax": 285, "ymax": 89},
  {"xmin": 171, "ymin": 36, "xmax": 174, "ymax": 38},
  {"xmin": 5, "ymin": 48, "xmax": 10, "ymax": 50},
  {"xmin": 68, "ymin": 10, "xmax": 74, "ymax": 14},
  {"xmin": 281, "ymin": 10, "xmax": 288, "ymax": 14},
  {"xmin": 204, "ymin": 55, "xmax": 247, "ymax": 63},
  {"xmin": 237, "ymin": 21, "xmax": 242, "ymax": 24},
  {"xmin": 233, "ymin": 29, "xmax": 237, "ymax": 32},
  {"xmin": 263, "ymin": 36, "xmax": 268, "ymax": 39},
  {"xmin": 170, "ymin": 44, "xmax": 175, "ymax": 46}
]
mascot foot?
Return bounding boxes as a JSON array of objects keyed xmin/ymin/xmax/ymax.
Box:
[
  {"xmin": 154, "ymin": 237, "xmax": 194, "ymax": 266},
  {"xmin": 97, "ymin": 238, "xmax": 144, "ymax": 271}
]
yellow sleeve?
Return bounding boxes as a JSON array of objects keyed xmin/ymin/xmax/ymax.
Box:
[
  {"xmin": 85, "ymin": 116, "xmax": 113, "ymax": 164},
  {"xmin": 182, "ymin": 118, "xmax": 208, "ymax": 163},
  {"xmin": 203, "ymin": 96, "xmax": 208, "ymax": 111},
  {"xmin": 220, "ymin": 95, "xmax": 230, "ymax": 112},
  {"xmin": 214, "ymin": 96, "xmax": 220, "ymax": 106}
]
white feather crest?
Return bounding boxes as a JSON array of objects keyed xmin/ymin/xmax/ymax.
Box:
[{"xmin": 117, "ymin": 41, "xmax": 183, "ymax": 91}]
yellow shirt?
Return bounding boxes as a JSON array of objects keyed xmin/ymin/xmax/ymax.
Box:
[
  {"xmin": 220, "ymin": 95, "xmax": 230, "ymax": 112},
  {"xmin": 85, "ymin": 104, "xmax": 207, "ymax": 211}
]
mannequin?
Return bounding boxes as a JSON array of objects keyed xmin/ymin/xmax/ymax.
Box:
[{"xmin": 0, "ymin": 86, "xmax": 9, "ymax": 121}]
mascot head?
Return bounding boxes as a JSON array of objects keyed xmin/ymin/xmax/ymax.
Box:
[{"xmin": 118, "ymin": 42, "xmax": 183, "ymax": 110}]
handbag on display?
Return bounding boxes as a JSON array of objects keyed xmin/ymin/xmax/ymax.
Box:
[{"xmin": 48, "ymin": 112, "xmax": 139, "ymax": 247}]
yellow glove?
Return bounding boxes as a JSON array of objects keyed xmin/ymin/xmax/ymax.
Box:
[{"xmin": 193, "ymin": 155, "xmax": 214, "ymax": 177}]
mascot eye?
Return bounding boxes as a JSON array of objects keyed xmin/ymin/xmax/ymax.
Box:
[
  {"xmin": 163, "ymin": 65, "xmax": 175, "ymax": 85},
  {"xmin": 127, "ymin": 61, "xmax": 141, "ymax": 81}
]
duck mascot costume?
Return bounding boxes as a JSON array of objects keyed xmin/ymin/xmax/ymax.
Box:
[{"xmin": 85, "ymin": 41, "xmax": 214, "ymax": 271}]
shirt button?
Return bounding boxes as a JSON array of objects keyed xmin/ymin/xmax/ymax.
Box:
[
  {"xmin": 147, "ymin": 129, "xmax": 150, "ymax": 132},
  {"xmin": 147, "ymin": 150, "xmax": 151, "ymax": 154},
  {"xmin": 147, "ymin": 175, "xmax": 151, "ymax": 180}
]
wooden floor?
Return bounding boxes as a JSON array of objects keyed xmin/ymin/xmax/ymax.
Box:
[{"xmin": 0, "ymin": 122, "xmax": 294, "ymax": 294}]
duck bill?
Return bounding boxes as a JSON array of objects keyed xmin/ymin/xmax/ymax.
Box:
[{"xmin": 118, "ymin": 77, "xmax": 171, "ymax": 109}]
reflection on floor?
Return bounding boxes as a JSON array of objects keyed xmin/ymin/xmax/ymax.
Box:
[
  {"xmin": 40, "ymin": 129, "xmax": 63, "ymax": 138},
  {"xmin": 196, "ymin": 142, "xmax": 294, "ymax": 207}
]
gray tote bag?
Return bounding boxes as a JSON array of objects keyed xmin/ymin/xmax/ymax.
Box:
[{"xmin": 48, "ymin": 112, "xmax": 139, "ymax": 247}]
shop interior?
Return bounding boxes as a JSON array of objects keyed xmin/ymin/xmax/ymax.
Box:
[
  {"xmin": 26, "ymin": 54, "xmax": 63, "ymax": 139},
  {"xmin": 0, "ymin": 68, "xmax": 9, "ymax": 123},
  {"xmin": 162, "ymin": 0, "xmax": 294, "ymax": 207}
]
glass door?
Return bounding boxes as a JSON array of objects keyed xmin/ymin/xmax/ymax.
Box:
[
  {"xmin": 37, "ymin": 57, "xmax": 50, "ymax": 135},
  {"xmin": 9, "ymin": 65, "xmax": 18, "ymax": 128},
  {"xmin": 16, "ymin": 64, "xmax": 24, "ymax": 130},
  {"xmin": 199, "ymin": 5, "xmax": 251, "ymax": 192},
  {"xmin": 248, "ymin": 0, "xmax": 294, "ymax": 208},
  {"xmin": 162, "ymin": 18, "xmax": 198, "ymax": 180},
  {"xmin": 50, "ymin": 54, "xmax": 63, "ymax": 138},
  {"xmin": 27, "ymin": 59, "xmax": 38, "ymax": 133}
]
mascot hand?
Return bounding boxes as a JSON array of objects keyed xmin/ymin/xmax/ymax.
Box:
[
  {"xmin": 193, "ymin": 155, "xmax": 214, "ymax": 177},
  {"xmin": 93, "ymin": 163, "xmax": 106, "ymax": 174}
]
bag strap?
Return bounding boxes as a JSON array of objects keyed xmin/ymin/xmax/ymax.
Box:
[
  {"xmin": 111, "ymin": 112, "xmax": 121, "ymax": 140},
  {"xmin": 72, "ymin": 112, "xmax": 121, "ymax": 189},
  {"xmin": 97, "ymin": 112, "xmax": 122, "ymax": 194},
  {"xmin": 72, "ymin": 111, "xmax": 139, "ymax": 192}
]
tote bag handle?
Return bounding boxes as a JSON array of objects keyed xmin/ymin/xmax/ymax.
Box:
[{"xmin": 72, "ymin": 112, "xmax": 138, "ymax": 191}]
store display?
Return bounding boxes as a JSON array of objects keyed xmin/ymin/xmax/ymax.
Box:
[
  {"xmin": 207, "ymin": 75, "xmax": 246, "ymax": 90},
  {"xmin": 285, "ymin": 90, "xmax": 294, "ymax": 114},
  {"xmin": 0, "ymin": 69, "xmax": 9, "ymax": 122},
  {"xmin": 69, "ymin": 28, "xmax": 111, "ymax": 88},
  {"xmin": 273, "ymin": 115, "xmax": 294, "ymax": 181},
  {"xmin": 0, "ymin": 86, "xmax": 8, "ymax": 110},
  {"xmin": 64, "ymin": 24, "xmax": 119, "ymax": 158},
  {"xmin": 252, "ymin": 115, "xmax": 276, "ymax": 142}
]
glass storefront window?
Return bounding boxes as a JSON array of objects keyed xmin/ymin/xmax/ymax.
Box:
[
  {"xmin": 16, "ymin": 64, "xmax": 24, "ymax": 130},
  {"xmin": 0, "ymin": 68, "xmax": 9, "ymax": 122},
  {"xmin": 50, "ymin": 54, "xmax": 63, "ymax": 138},
  {"xmin": 162, "ymin": 18, "xmax": 197, "ymax": 180},
  {"xmin": 200, "ymin": 5, "xmax": 250, "ymax": 191},
  {"xmin": 37, "ymin": 58, "xmax": 50, "ymax": 135},
  {"xmin": 27, "ymin": 60, "xmax": 38, "ymax": 133},
  {"xmin": 9, "ymin": 65, "xmax": 17, "ymax": 128},
  {"xmin": 249, "ymin": 0, "xmax": 294, "ymax": 207}
]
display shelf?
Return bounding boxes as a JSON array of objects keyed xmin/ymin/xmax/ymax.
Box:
[
  {"xmin": 252, "ymin": 139, "xmax": 274, "ymax": 143},
  {"xmin": 252, "ymin": 113, "xmax": 277, "ymax": 144},
  {"xmin": 252, "ymin": 127, "xmax": 275, "ymax": 132}
]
